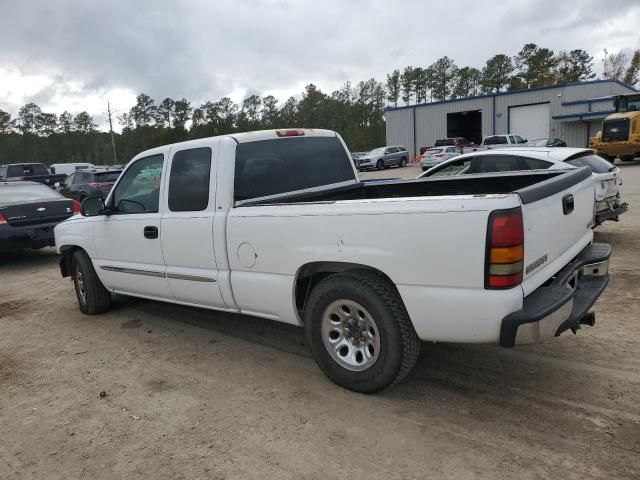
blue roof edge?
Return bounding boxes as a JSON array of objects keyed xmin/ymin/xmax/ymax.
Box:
[
  {"xmin": 552, "ymin": 110, "xmax": 615, "ymax": 120},
  {"xmin": 385, "ymin": 79, "xmax": 637, "ymax": 112}
]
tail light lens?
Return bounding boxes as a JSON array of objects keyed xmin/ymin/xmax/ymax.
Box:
[
  {"xmin": 0, "ymin": 212, "xmax": 6, "ymax": 225},
  {"xmin": 71, "ymin": 200, "xmax": 81, "ymax": 215},
  {"xmin": 434, "ymin": 153, "xmax": 444, "ymax": 157},
  {"xmin": 485, "ymin": 208, "xmax": 524, "ymax": 289}
]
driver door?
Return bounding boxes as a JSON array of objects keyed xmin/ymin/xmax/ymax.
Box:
[{"xmin": 91, "ymin": 150, "xmax": 172, "ymax": 300}]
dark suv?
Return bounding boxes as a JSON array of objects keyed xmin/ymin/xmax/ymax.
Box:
[{"xmin": 57, "ymin": 169, "xmax": 122, "ymax": 202}]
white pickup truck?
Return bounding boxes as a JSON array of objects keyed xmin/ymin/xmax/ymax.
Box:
[{"xmin": 55, "ymin": 129, "xmax": 611, "ymax": 392}]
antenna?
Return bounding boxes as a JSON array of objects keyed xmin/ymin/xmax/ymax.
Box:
[{"xmin": 107, "ymin": 100, "xmax": 117, "ymax": 165}]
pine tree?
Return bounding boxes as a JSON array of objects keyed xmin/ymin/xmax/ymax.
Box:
[{"xmin": 624, "ymin": 50, "xmax": 640, "ymax": 86}]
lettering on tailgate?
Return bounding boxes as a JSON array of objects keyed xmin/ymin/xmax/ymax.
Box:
[{"xmin": 526, "ymin": 254, "xmax": 548, "ymax": 275}]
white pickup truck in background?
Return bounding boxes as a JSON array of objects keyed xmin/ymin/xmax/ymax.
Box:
[{"xmin": 55, "ymin": 129, "xmax": 611, "ymax": 392}]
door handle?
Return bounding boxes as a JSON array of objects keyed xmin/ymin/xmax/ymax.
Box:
[
  {"xmin": 144, "ymin": 226, "xmax": 159, "ymax": 239},
  {"xmin": 562, "ymin": 194, "xmax": 574, "ymax": 215}
]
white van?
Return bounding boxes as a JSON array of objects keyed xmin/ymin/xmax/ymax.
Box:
[{"xmin": 50, "ymin": 163, "xmax": 95, "ymax": 176}]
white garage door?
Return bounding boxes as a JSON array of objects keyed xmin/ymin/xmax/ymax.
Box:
[{"xmin": 509, "ymin": 103, "xmax": 551, "ymax": 141}]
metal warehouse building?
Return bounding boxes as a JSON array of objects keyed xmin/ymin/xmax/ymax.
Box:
[{"xmin": 385, "ymin": 79, "xmax": 637, "ymax": 158}]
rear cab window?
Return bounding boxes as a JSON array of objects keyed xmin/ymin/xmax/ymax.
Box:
[
  {"xmin": 7, "ymin": 164, "xmax": 49, "ymax": 177},
  {"xmin": 565, "ymin": 153, "xmax": 614, "ymax": 174},
  {"xmin": 234, "ymin": 136, "xmax": 355, "ymax": 203},
  {"xmin": 483, "ymin": 136, "xmax": 508, "ymax": 145}
]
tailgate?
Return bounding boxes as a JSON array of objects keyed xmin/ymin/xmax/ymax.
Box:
[{"xmin": 517, "ymin": 167, "xmax": 594, "ymax": 296}]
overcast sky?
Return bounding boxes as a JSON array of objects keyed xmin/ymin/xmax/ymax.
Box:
[{"xmin": 1, "ymin": 0, "xmax": 638, "ymax": 129}]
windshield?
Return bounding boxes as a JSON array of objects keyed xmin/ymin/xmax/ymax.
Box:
[
  {"xmin": 565, "ymin": 153, "xmax": 614, "ymax": 174},
  {"xmin": 0, "ymin": 184, "xmax": 62, "ymax": 204},
  {"xmin": 368, "ymin": 147, "xmax": 386, "ymax": 156},
  {"xmin": 94, "ymin": 171, "xmax": 122, "ymax": 182}
]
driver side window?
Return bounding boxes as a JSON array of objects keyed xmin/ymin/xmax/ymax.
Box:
[{"xmin": 112, "ymin": 154, "xmax": 164, "ymax": 213}]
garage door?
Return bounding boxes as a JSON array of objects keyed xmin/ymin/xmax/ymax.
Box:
[{"xmin": 509, "ymin": 103, "xmax": 550, "ymax": 141}]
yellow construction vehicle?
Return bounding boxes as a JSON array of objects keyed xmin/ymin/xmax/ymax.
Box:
[{"xmin": 589, "ymin": 92, "xmax": 640, "ymax": 161}]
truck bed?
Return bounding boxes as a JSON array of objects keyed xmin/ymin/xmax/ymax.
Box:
[{"xmin": 240, "ymin": 168, "xmax": 587, "ymax": 206}]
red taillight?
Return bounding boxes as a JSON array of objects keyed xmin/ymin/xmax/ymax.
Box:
[
  {"xmin": 490, "ymin": 210, "xmax": 524, "ymax": 247},
  {"xmin": 89, "ymin": 182, "xmax": 105, "ymax": 187},
  {"xmin": 275, "ymin": 129, "xmax": 305, "ymax": 137},
  {"xmin": 0, "ymin": 212, "xmax": 6, "ymax": 225},
  {"xmin": 434, "ymin": 153, "xmax": 444, "ymax": 157},
  {"xmin": 486, "ymin": 208, "xmax": 524, "ymax": 289},
  {"xmin": 71, "ymin": 200, "xmax": 81, "ymax": 215}
]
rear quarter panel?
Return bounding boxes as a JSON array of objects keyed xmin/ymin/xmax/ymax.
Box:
[{"xmin": 226, "ymin": 194, "xmax": 523, "ymax": 342}]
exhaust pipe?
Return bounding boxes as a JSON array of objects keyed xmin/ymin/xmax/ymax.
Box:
[{"xmin": 579, "ymin": 311, "xmax": 596, "ymax": 327}]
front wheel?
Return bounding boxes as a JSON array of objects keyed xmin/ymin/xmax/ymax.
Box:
[
  {"xmin": 304, "ymin": 270, "xmax": 420, "ymax": 393},
  {"xmin": 72, "ymin": 250, "xmax": 112, "ymax": 315}
]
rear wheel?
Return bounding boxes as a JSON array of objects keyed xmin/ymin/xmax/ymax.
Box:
[
  {"xmin": 400, "ymin": 157, "xmax": 408, "ymax": 167},
  {"xmin": 72, "ymin": 250, "xmax": 112, "ymax": 315},
  {"xmin": 621, "ymin": 155, "xmax": 635, "ymax": 162},
  {"xmin": 376, "ymin": 160, "xmax": 384, "ymax": 170},
  {"xmin": 304, "ymin": 270, "xmax": 420, "ymax": 393}
]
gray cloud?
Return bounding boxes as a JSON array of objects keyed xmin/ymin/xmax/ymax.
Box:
[{"xmin": 0, "ymin": 0, "xmax": 638, "ymax": 125}]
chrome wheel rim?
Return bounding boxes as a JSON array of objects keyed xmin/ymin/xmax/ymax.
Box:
[
  {"xmin": 321, "ymin": 299, "xmax": 381, "ymax": 371},
  {"xmin": 75, "ymin": 268, "xmax": 87, "ymax": 305}
]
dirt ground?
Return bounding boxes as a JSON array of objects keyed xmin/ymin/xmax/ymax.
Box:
[{"xmin": 1, "ymin": 161, "xmax": 639, "ymax": 479}]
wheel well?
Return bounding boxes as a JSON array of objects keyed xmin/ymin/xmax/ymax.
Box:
[
  {"xmin": 294, "ymin": 262, "xmax": 396, "ymax": 319},
  {"xmin": 59, "ymin": 245, "xmax": 82, "ymax": 277}
]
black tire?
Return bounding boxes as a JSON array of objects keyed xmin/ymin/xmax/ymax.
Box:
[
  {"xmin": 303, "ymin": 270, "xmax": 420, "ymax": 393},
  {"xmin": 376, "ymin": 160, "xmax": 384, "ymax": 170},
  {"xmin": 72, "ymin": 249, "xmax": 112, "ymax": 315},
  {"xmin": 621, "ymin": 155, "xmax": 635, "ymax": 162},
  {"xmin": 400, "ymin": 157, "xmax": 408, "ymax": 167}
]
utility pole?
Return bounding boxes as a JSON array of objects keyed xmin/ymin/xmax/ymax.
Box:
[
  {"xmin": 603, "ymin": 48, "xmax": 609, "ymax": 79},
  {"xmin": 107, "ymin": 100, "xmax": 117, "ymax": 165}
]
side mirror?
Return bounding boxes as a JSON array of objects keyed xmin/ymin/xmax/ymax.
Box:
[{"xmin": 81, "ymin": 196, "xmax": 106, "ymax": 217}]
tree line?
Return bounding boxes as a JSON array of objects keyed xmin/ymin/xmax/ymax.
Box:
[{"xmin": 0, "ymin": 44, "xmax": 638, "ymax": 166}]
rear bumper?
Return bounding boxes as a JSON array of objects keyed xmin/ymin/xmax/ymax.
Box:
[
  {"xmin": 500, "ymin": 243, "xmax": 611, "ymax": 347},
  {"xmin": 0, "ymin": 222, "xmax": 58, "ymax": 252},
  {"xmin": 596, "ymin": 202, "xmax": 628, "ymax": 224}
]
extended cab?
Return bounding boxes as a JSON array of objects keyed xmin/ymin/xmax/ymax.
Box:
[{"xmin": 55, "ymin": 129, "xmax": 611, "ymax": 392}]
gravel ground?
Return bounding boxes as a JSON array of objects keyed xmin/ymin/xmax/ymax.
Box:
[{"xmin": 1, "ymin": 160, "xmax": 639, "ymax": 479}]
